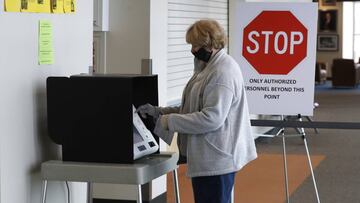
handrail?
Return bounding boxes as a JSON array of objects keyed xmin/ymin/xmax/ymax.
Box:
[{"xmin": 251, "ymin": 120, "xmax": 360, "ymax": 130}]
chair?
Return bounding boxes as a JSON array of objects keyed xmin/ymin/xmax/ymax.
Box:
[
  {"xmin": 315, "ymin": 62, "xmax": 327, "ymax": 84},
  {"xmin": 331, "ymin": 58, "xmax": 360, "ymax": 88}
]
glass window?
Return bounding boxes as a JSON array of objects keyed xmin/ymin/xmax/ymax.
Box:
[
  {"xmin": 354, "ymin": 3, "xmax": 360, "ymax": 35},
  {"xmin": 343, "ymin": 2, "xmax": 360, "ymax": 61},
  {"xmin": 342, "ymin": 2, "xmax": 353, "ymax": 59},
  {"xmin": 354, "ymin": 3, "xmax": 360, "ymax": 62},
  {"xmin": 354, "ymin": 35, "xmax": 360, "ymax": 63}
]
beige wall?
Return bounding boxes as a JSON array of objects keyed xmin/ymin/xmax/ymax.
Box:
[
  {"xmin": 317, "ymin": 0, "xmax": 343, "ymax": 77},
  {"xmin": 0, "ymin": 1, "xmax": 93, "ymax": 202}
]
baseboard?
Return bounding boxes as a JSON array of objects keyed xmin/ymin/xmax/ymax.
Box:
[{"xmin": 93, "ymin": 192, "xmax": 166, "ymax": 203}]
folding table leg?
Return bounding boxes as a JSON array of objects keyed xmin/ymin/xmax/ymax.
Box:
[
  {"xmin": 173, "ymin": 169, "xmax": 181, "ymax": 203},
  {"xmin": 87, "ymin": 182, "xmax": 93, "ymax": 203},
  {"xmin": 137, "ymin": 185, "xmax": 142, "ymax": 203},
  {"xmin": 41, "ymin": 180, "xmax": 48, "ymax": 203}
]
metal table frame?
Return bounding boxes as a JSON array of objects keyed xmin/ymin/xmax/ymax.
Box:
[{"xmin": 41, "ymin": 152, "xmax": 180, "ymax": 203}]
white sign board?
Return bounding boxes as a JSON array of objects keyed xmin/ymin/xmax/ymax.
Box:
[{"xmin": 230, "ymin": 3, "xmax": 318, "ymax": 116}]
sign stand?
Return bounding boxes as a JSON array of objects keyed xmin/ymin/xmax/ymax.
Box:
[{"xmin": 278, "ymin": 114, "xmax": 321, "ymax": 203}]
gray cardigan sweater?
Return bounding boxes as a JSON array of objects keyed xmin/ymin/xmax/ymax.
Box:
[{"xmin": 154, "ymin": 49, "xmax": 257, "ymax": 177}]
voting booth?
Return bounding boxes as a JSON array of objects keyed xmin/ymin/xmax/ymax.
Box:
[{"xmin": 46, "ymin": 74, "xmax": 159, "ymax": 164}]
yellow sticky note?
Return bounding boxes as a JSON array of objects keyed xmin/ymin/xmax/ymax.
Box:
[
  {"xmin": 21, "ymin": 0, "xmax": 38, "ymax": 13},
  {"xmin": 70, "ymin": 0, "xmax": 75, "ymax": 13},
  {"xmin": 63, "ymin": 0, "xmax": 71, "ymax": 13},
  {"xmin": 37, "ymin": 0, "xmax": 51, "ymax": 13},
  {"xmin": 4, "ymin": 0, "xmax": 21, "ymax": 12},
  {"xmin": 39, "ymin": 20, "xmax": 54, "ymax": 65},
  {"xmin": 39, "ymin": 51, "xmax": 54, "ymax": 64},
  {"xmin": 51, "ymin": 0, "xmax": 64, "ymax": 13},
  {"xmin": 63, "ymin": 0, "xmax": 75, "ymax": 13}
]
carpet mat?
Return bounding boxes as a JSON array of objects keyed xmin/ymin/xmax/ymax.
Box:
[
  {"xmin": 315, "ymin": 81, "xmax": 360, "ymax": 94},
  {"xmin": 167, "ymin": 154, "xmax": 325, "ymax": 203}
]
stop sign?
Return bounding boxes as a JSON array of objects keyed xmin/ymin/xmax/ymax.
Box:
[{"xmin": 242, "ymin": 11, "xmax": 307, "ymax": 75}]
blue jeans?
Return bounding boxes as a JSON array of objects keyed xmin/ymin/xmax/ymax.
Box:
[{"xmin": 191, "ymin": 172, "xmax": 236, "ymax": 203}]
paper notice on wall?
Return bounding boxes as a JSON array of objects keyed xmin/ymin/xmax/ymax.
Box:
[
  {"xmin": 63, "ymin": 0, "xmax": 75, "ymax": 13},
  {"xmin": 51, "ymin": 0, "xmax": 64, "ymax": 13},
  {"xmin": 5, "ymin": 0, "xmax": 74, "ymax": 13},
  {"xmin": 63, "ymin": 0, "xmax": 71, "ymax": 13},
  {"xmin": 21, "ymin": 0, "xmax": 37, "ymax": 12},
  {"xmin": 37, "ymin": 0, "xmax": 51, "ymax": 13},
  {"xmin": 38, "ymin": 20, "xmax": 54, "ymax": 65},
  {"xmin": 4, "ymin": 0, "xmax": 21, "ymax": 12},
  {"xmin": 70, "ymin": 0, "xmax": 76, "ymax": 13}
]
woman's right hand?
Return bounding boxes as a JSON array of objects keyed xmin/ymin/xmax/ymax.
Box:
[{"xmin": 136, "ymin": 103, "xmax": 161, "ymax": 119}]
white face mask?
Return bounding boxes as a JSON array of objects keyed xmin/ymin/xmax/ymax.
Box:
[{"xmin": 194, "ymin": 57, "xmax": 206, "ymax": 73}]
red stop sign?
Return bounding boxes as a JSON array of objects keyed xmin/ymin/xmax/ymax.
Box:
[{"xmin": 242, "ymin": 11, "xmax": 307, "ymax": 75}]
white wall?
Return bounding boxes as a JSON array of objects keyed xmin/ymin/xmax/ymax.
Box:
[
  {"xmin": 149, "ymin": 0, "xmax": 168, "ymax": 198},
  {"xmin": 150, "ymin": 0, "xmax": 168, "ymax": 107},
  {"xmin": 102, "ymin": 0, "xmax": 168, "ymax": 106},
  {"xmin": 105, "ymin": 0, "xmax": 150, "ymax": 74},
  {"xmin": 0, "ymin": 1, "xmax": 93, "ymax": 203}
]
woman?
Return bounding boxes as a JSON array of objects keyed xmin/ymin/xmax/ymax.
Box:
[{"xmin": 137, "ymin": 19, "xmax": 257, "ymax": 203}]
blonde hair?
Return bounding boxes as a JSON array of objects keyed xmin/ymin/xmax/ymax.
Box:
[{"xmin": 186, "ymin": 19, "xmax": 227, "ymax": 49}]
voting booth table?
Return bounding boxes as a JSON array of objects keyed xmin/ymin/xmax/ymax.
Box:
[
  {"xmin": 43, "ymin": 74, "xmax": 180, "ymax": 203},
  {"xmin": 41, "ymin": 153, "xmax": 179, "ymax": 203}
]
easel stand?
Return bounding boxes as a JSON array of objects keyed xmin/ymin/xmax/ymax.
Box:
[{"xmin": 277, "ymin": 114, "xmax": 321, "ymax": 203}]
